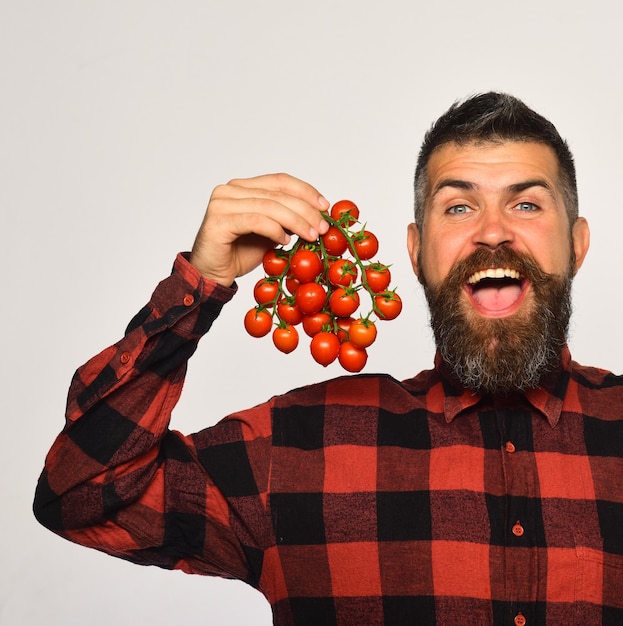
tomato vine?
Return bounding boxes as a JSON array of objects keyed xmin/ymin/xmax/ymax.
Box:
[{"xmin": 244, "ymin": 199, "xmax": 402, "ymax": 371}]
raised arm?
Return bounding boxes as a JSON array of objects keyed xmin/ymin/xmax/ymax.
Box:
[{"xmin": 33, "ymin": 173, "xmax": 329, "ymax": 581}]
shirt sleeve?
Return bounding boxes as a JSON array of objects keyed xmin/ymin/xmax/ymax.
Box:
[{"xmin": 33, "ymin": 253, "xmax": 273, "ymax": 585}]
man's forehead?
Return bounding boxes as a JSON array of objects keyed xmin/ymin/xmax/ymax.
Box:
[
  {"xmin": 425, "ymin": 140, "xmax": 561, "ymax": 191},
  {"xmin": 428, "ymin": 138, "xmax": 558, "ymax": 163}
]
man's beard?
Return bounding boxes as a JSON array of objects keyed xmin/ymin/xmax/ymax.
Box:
[{"xmin": 421, "ymin": 246, "xmax": 574, "ymax": 395}]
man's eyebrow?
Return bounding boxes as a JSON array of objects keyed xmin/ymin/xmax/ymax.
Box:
[
  {"xmin": 431, "ymin": 178, "xmax": 555, "ymax": 198},
  {"xmin": 431, "ymin": 179, "xmax": 476, "ymax": 198},
  {"xmin": 506, "ymin": 179, "xmax": 554, "ymax": 195}
]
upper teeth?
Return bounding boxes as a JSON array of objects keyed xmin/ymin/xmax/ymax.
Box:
[{"xmin": 467, "ymin": 268, "xmax": 521, "ymax": 285}]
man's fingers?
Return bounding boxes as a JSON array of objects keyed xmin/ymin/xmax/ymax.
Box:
[
  {"xmin": 215, "ymin": 209, "xmax": 294, "ymax": 247},
  {"xmin": 208, "ymin": 190, "xmax": 329, "ymax": 242},
  {"xmin": 225, "ymin": 173, "xmax": 329, "ymax": 212}
]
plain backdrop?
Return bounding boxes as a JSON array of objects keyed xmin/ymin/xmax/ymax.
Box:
[{"xmin": 2, "ymin": 1, "xmax": 623, "ymax": 624}]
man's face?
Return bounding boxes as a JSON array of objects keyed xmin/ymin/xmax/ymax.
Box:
[{"xmin": 407, "ymin": 141, "xmax": 590, "ymax": 393}]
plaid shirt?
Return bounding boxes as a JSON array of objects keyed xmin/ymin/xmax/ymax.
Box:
[{"xmin": 34, "ymin": 253, "xmax": 623, "ymax": 625}]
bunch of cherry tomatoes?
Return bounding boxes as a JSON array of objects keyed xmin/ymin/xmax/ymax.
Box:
[{"xmin": 244, "ymin": 199, "xmax": 402, "ymax": 372}]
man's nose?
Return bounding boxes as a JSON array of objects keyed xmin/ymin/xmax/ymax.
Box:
[{"xmin": 473, "ymin": 207, "xmax": 514, "ymax": 249}]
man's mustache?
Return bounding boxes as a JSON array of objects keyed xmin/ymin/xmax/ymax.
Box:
[{"xmin": 441, "ymin": 246, "xmax": 552, "ymax": 292}]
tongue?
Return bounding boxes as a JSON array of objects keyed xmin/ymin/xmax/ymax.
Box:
[{"xmin": 472, "ymin": 284, "xmax": 522, "ymax": 312}]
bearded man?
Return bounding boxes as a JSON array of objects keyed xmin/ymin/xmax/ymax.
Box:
[
  {"xmin": 409, "ymin": 97, "xmax": 588, "ymax": 396},
  {"xmin": 35, "ymin": 93, "xmax": 622, "ymax": 626}
]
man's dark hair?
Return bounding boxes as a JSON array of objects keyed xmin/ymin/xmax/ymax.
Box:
[{"xmin": 413, "ymin": 92, "xmax": 578, "ymax": 230}]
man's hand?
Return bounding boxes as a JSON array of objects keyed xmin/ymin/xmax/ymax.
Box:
[{"xmin": 189, "ymin": 173, "xmax": 330, "ymax": 287}]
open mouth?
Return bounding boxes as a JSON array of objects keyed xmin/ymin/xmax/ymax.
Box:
[{"xmin": 464, "ymin": 267, "xmax": 528, "ymax": 317}]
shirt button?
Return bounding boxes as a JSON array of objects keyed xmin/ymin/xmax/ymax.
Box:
[
  {"xmin": 512, "ymin": 521, "xmax": 525, "ymax": 537},
  {"xmin": 183, "ymin": 294, "xmax": 195, "ymax": 306},
  {"xmin": 120, "ymin": 351, "xmax": 131, "ymax": 365},
  {"xmin": 514, "ymin": 613, "xmax": 526, "ymax": 626},
  {"xmin": 505, "ymin": 441, "xmax": 516, "ymax": 454}
]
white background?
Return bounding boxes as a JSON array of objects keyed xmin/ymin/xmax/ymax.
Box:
[{"xmin": 2, "ymin": 1, "xmax": 623, "ymax": 624}]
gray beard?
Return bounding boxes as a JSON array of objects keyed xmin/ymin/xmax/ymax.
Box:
[{"xmin": 421, "ymin": 247, "xmax": 574, "ymax": 395}]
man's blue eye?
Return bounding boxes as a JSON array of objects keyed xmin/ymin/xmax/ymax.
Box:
[
  {"xmin": 517, "ymin": 202, "xmax": 538, "ymax": 211},
  {"xmin": 448, "ymin": 205, "xmax": 470, "ymax": 215}
]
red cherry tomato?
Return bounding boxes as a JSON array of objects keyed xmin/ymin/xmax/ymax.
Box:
[
  {"xmin": 244, "ymin": 308, "xmax": 272, "ymax": 338},
  {"xmin": 352, "ymin": 231, "xmax": 379, "ymax": 260},
  {"xmin": 285, "ymin": 275, "xmax": 300, "ymax": 295},
  {"xmin": 349, "ymin": 319, "xmax": 377, "ymax": 348},
  {"xmin": 310, "ymin": 331, "xmax": 341, "ymax": 366},
  {"xmin": 329, "ymin": 287, "xmax": 360, "ymax": 317},
  {"xmin": 262, "ymin": 249, "xmax": 288, "ymax": 276},
  {"xmin": 321, "ymin": 226, "xmax": 348, "ymax": 256},
  {"xmin": 295, "ymin": 282, "xmax": 327, "ymax": 315},
  {"xmin": 338, "ymin": 341, "xmax": 368, "ymax": 372},
  {"xmin": 272, "ymin": 325, "xmax": 299, "ymax": 354},
  {"xmin": 374, "ymin": 292, "xmax": 403, "ymax": 320},
  {"xmin": 277, "ymin": 298, "xmax": 303, "ymax": 325},
  {"xmin": 364, "ymin": 264, "xmax": 391, "ymax": 293},
  {"xmin": 302, "ymin": 312, "xmax": 331, "ymax": 337},
  {"xmin": 335, "ymin": 317, "xmax": 354, "ymax": 343},
  {"xmin": 328, "ymin": 259, "xmax": 358, "ymax": 287},
  {"xmin": 253, "ymin": 279, "xmax": 279, "ymax": 306},
  {"xmin": 290, "ymin": 249, "xmax": 322, "ymax": 283},
  {"xmin": 330, "ymin": 200, "xmax": 360, "ymax": 224}
]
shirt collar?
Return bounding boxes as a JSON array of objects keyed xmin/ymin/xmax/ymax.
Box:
[{"xmin": 436, "ymin": 347, "xmax": 572, "ymax": 428}]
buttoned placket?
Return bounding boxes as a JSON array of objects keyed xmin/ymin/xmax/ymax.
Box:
[{"xmin": 496, "ymin": 405, "xmax": 540, "ymax": 624}]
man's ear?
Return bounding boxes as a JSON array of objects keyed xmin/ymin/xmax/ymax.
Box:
[
  {"xmin": 571, "ymin": 217, "xmax": 590, "ymax": 274},
  {"xmin": 407, "ymin": 222, "xmax": 423, "ymax": 283}
]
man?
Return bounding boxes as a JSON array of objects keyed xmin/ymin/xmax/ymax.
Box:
[{"xmin": 34, "ymin": 93, "xmax": 623, "ymax": 625}]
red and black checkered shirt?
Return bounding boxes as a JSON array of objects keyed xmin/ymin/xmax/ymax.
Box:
[{"xmin": 34, "ymin": 254, "xmax": 623, "ymax": 625}]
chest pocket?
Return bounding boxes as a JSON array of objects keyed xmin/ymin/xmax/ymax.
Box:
[{"xmin": 539, "ymin": 452, "xmax": 623, "ymax": 620}]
